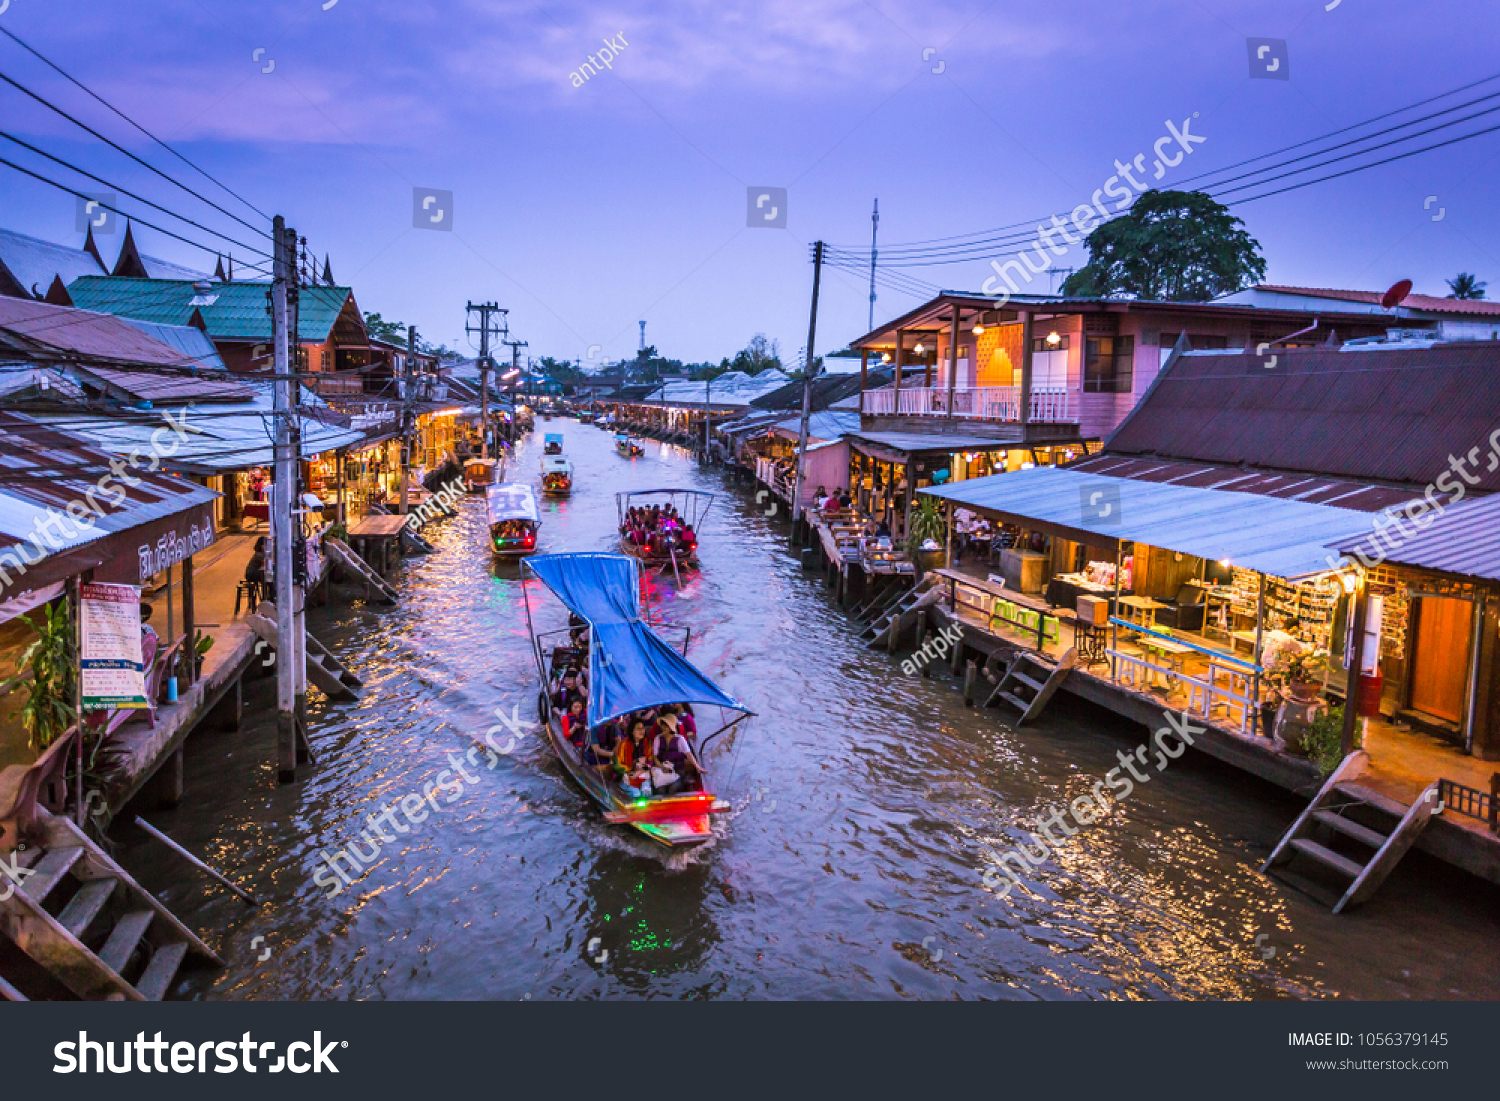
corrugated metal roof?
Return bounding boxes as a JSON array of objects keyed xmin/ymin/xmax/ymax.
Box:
[
  {"xmin": 139, "ymin": 254, "xmax": 210, "ymax": 281},
  {"xmin": 1069, "ymin": 455, "xmax": 1422, "ymax": 512},
  {"xmin": 849, "ymin": 431, "xmax": 1023, "ymax": 456},
  {"xmin": 1244, "ymin": 284, "xmax": 1500, "ymax": 318},
  {"xmin": 0, "ymin": 229, "xmax": 106, "ymax": 297},
  {"xmin": 0, "ymin": 410, "xmax": 217, "ymax": 556},
  {"xmin": 0, "ymin": 296, "xmax": 191, "ymax": 366},
  {"xmin": 67, "ymin": 277, "xmax": 357, "ymax": 343},
  {"xmin": 29, "ymin": 381, "xmax": 362, "ymax": 472},
  {"xmin": 1333, "ymin": 494, "xmax": 1500, "ymax": 581},
  {"xmin": 119, "ymin": 318, "xmax": 227, "ymax": 370},
  {"xmin": 771, "ymin": 409, "xmax": 860, "ymax": 442},
  {"xmin": 1105, "ymin": 343, "xmax": 1500, "ymax": 492},
  {"xmin": 924, "ymin": 465, "xmax": 1370, "ymax": 579}
]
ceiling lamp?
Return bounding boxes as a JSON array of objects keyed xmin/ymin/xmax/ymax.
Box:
[
  {"xmin": 1046, "ymin": 331, "xmax": 1061, "ymax": 346},
  {"xmin": 914, "ymin": 343, "xmax": 925, "ymax": 355},
  {"xmin": 972, "ymin": 324, "xmax": 985, "ymax": 335}
]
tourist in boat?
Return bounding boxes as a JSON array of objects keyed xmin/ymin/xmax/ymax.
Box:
[
  {"xmin": 551, "ymin": 669, "xmax": 586, "ymax": 712},
  {"xmin": 583, "ymin": 722, "xmax": 616, "ymax": 773},
  {"xmin": 650, "ymin": 710, "xmax": 702, "ymax": 795},
  {"xmin": 614, "ymin": 717, "xmax": 654, "ymax": 797},
  {"xmin": 561, "ymin": 698, "xmax": 588, "ymax": 749}
]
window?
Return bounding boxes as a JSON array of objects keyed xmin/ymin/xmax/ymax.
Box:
[{"xmin": 1084, "ymin": 335, "xmax": 1134, "ymax": 393}]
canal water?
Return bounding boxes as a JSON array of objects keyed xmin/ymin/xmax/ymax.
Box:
[{"xmin": 120, "ymin": 421, "xmax": 1500, "ymax": 1001}]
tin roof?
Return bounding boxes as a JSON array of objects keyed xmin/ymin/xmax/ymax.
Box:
[
  {"xmin": 924, "ymin": 464, "xmax": 1368, "ymax": 579},
  {"xmin": 1104, "ymin": 342, "xmax": 1500, "ymax": 492},
  {"xmin": 1333, "ymin": 494, "xmax": 1500, "ymax": 582},
  {"xmin": 119, "ymin": 318, "xmax": 227, "ymax": 371},
  {"xmin": 67, "ymin": 277, "xmax": 361, "ymax": 344},
  {"xmin": 849, "ymin": 431, "xmax": 1024, "ymax": 457},
  {"xmin": 1243, "ymin": 284, "xmax": 1500, "ymax": 318},
  {"xmin": 0, "ymin": 295, "xmax": 192, "ymax": 367},
  {"xmin": 0, "ymin": 410, "xmax": 218, "ymax": 558},
  {"xmin": 0, "ymin": 228, "xmax": 107, "ymax": 298},
  {"xmin": 771, "ymin": 409, "xmax": 860, "ymax": 442}
]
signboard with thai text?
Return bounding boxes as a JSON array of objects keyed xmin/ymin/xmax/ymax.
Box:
[{"xmin": 80, "ymin": 581, "xmax": 148, "ymax": 710}]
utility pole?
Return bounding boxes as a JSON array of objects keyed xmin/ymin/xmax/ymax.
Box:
[
  {"xmin": 791, "ymin": 241, "xmax": 824, "ymax": 528},
  {"xmin": 399, "ymin": 324, "xmax": 416, "ymax": 515},
  {"xmin": 286, "ymin": 223, "xmax": 308, "ymax": 752},
  {"xmin": 504, "ymin": 337, "xmax": 528, "ymax": 444},
  {"xmin": 466, "ymin": 302, "xmax": 507, "ymax": 461},
  {"xmin": 868, "ymin": 198, "xmax": 879, "ymax": 332},
  {"xmin": 271, "ymin": 216, "xmax": 298, "ymax": 784}
]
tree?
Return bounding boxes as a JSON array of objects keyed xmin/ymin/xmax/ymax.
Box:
[
  {"xmin": 1060, "ymin": 190, "xmax": 1267, "ymax": 302},
  {"xmin": 728, "ymin": 333, "xmax": 782, "ymax": 374},
  {"xmin": 536, "ymin": 356, "xmax": 585, "ymax": 384},
  {"xmin": 363, "ymin": 311, "xmax": 407, "ymax": 343},
  {"xmin": 1446, "ymin": 272, "xmax": 1488, "ymax": 300}
]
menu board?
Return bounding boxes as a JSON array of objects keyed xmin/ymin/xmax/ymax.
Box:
[{"xmin": 80, "ymin": 582, "xmax": 148, "ymax": 711}]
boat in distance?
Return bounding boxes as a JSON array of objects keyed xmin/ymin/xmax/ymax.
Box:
[{"xmin": 486, "ymin": 482, "xmax": 541, "ymax": 556}]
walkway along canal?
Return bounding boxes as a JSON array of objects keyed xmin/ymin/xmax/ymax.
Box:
[{"xmin": 114, "ymin": 420, "xmax": 1500, "ymax": 1000}]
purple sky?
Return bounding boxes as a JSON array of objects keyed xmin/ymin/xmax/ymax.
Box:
[{"xmin": 3, "ymin": 0, "xmax": 1498, "ymax": 365}]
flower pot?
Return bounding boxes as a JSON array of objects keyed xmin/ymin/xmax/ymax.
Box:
[
  {"xmin": 1258, "ymin": 701, "xmax": 1279, "ymax": 740},
  {"xmin": 1289, "ymin": 678, "xmax": 1320, "ymax": 701}
]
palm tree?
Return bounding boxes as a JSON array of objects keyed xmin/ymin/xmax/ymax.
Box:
[{"xmin": 1446, "ymin": 272, "xmax": 1487, "ymax": 300}]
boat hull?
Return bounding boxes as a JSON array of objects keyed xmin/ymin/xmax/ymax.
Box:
[
  {"xmin": 543, "ymin": 716, "xmax": 717, "ymax": 846},
  {"xmin": 618, "ymin": 536, "xmax": 698, "ymax": 568}
]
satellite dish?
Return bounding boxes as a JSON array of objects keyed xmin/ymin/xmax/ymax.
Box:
[{"xmin": 1380, "ymin": 279, "xmax": 1413, "ymax": 310}]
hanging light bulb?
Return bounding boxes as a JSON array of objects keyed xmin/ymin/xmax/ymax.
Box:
[{"xmin": 1046, "ymin": 331, "xmax": 1061, "ymax": 346}]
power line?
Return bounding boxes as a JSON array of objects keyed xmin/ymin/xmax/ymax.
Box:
[
  {"xmin": 0, "ymin": 28, "xmax": 271, "ymax": 222},
  {"xmin": 0, "ymin": 70, "xmax": 273, "ymax": 244},
  {"xmin": 0, "ymin": 131, "xmax": 277, "ymax": 257}
]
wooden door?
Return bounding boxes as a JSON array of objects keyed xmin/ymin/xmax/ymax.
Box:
[{"xmin": 1410, "ymin": 597, "xmax": 1473, "ymax": 722}]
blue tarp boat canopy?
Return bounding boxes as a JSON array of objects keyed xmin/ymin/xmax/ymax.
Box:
[{"xmin": 525, "ymin": 553, "xmax": 750, "ymax": 727}]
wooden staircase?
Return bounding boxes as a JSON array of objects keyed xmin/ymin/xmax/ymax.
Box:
[
  {"xmin": 1262, "ymin": 751, "xmax": 1441, "ymax": 913},
  {"xmin": 247, "ymin": 604, "xmax": 364, "ymax": 702},
  {"xmin": 323, "ymin": 535, "xmax": 399, "ymax": 604},
  {"xmin": 860, "ymin": 578, "xmax": 941, "ymax": 650},
  {"xmin": 0, "ymin": 811, "xmax": 221, "ymax": 1000},
  {"xmin": 985, "ymin": 648, "xmax": 1077, "ymax": 723}
]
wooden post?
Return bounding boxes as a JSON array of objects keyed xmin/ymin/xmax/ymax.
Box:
[
  {"xmin": 859, "ymin": 348, "xmax": 868, "ymax": 414},
  {"xmin": 946, "ymin": 303, "xmax": 961, "ymax": 417},
  {"xmin": 1018, "ymin": 310, "xmax": 1034, "ymax": 427},
  {"xmin": 902, "ymin": 456, "xmax": 914, "ymax": 542},
  {"xmin": 893, "ymin": 329, "xmax": 904, "ymax": 408},
  {"xmin": 887, "ymin": 612, "xmax": 900, "ymax": 653},
  {"xmin": 964, "ymin": 659, "xmax": 977, "ymax": 706},
  {"xmin": 183, "ymin": 554, "xmax": 195, "ymax": 687},
  {"xmin": 1110, "ymin": 540, "xmax": 1123, "ymax": 680},
  {"xmin": 1253, "ymin": 572, "xmax": 1268, "ymax": 737},
  {"xmin": 1341, "ymin": 580, "xmax": 1369, "ymax": 757},
  {"xmin": 950, "ymin": 627, "xmax": 965, "ymax": 674}
]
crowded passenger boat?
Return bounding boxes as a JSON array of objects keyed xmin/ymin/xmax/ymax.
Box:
[
  {"xmin": 541, "ymin": 454, "xmax": 573, "ymax": 496},
  {"xmin": 486, "ymin": 482, "xmax": 541, "ymax": 556},
  {"xmin": 615, "ymin": 489, "xmax": 712, "ymax": 569},
  {"xmin": 544, "ymin": 433, "xmax": 564, "ymax": 454},
  {"xmin": 615, "ymin": 432, "xmax": 644, "ymax": 457},
  {"xmin": 522, "ymin": 553, "xmax": 748, "ymax": 845}
]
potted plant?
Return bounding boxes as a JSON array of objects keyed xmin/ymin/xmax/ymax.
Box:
[
  {"xmin": 1264, "ymin": 639, "xmax": 1328, "ymax": 702},
  {"xmin": 904, "ymin": 498, "xmax": 948, "ymax": 575},
  {"xmin": 193, "ymin": 630, "xmax": 214, "ymax": 677},
  {"xmin": 16, "ymin": 600, "xmax": 76, "ymax": 753}
]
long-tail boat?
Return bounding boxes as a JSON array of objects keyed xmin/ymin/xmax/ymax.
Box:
[{"xmin": 522, "ymin": 553, "xmax": 750, "ymax": 846}]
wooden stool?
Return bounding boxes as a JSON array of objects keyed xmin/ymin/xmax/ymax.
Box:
[{"xmin": 233, "ymin": 580, "xmax": 262, "ymax": 616}]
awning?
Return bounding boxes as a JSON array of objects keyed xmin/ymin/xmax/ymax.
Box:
[
  {"xmin": 524, "ymin": 553, "xmax": 750, "ymax": 727},
  {"xmin": 923, "ymin": 465, "xmax": 1371, "ymax": 580},
  {"xmin": 849, "ymin": 431, "xmax": 1023, "ymax": 464}
]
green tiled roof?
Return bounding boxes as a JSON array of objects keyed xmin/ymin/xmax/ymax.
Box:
[{"xmin": 66, "ymin": 277, "xmax": 358, "ymax": 343}]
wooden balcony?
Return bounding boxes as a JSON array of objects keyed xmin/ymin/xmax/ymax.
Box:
[{"xmin": 860, "ymin": 385, "xmax": 1078, "ymax": 424}]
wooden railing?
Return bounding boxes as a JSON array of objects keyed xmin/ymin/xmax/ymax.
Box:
[{"xmin": 861, "ymin": 385, "xmax": 1077, "ymax": 423}]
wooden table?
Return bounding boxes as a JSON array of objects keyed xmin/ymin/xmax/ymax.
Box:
[
  {"xmin": 1138, "ymin": 635, "xmax": 1195, "ymax": 687},
  {"xmin": 1118, "ymin": 595, "xmax": 1169, "ymax": 631},
  {"xmin": 348, "ymin": 514, "xmax": 410, "ymax": 577}
]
